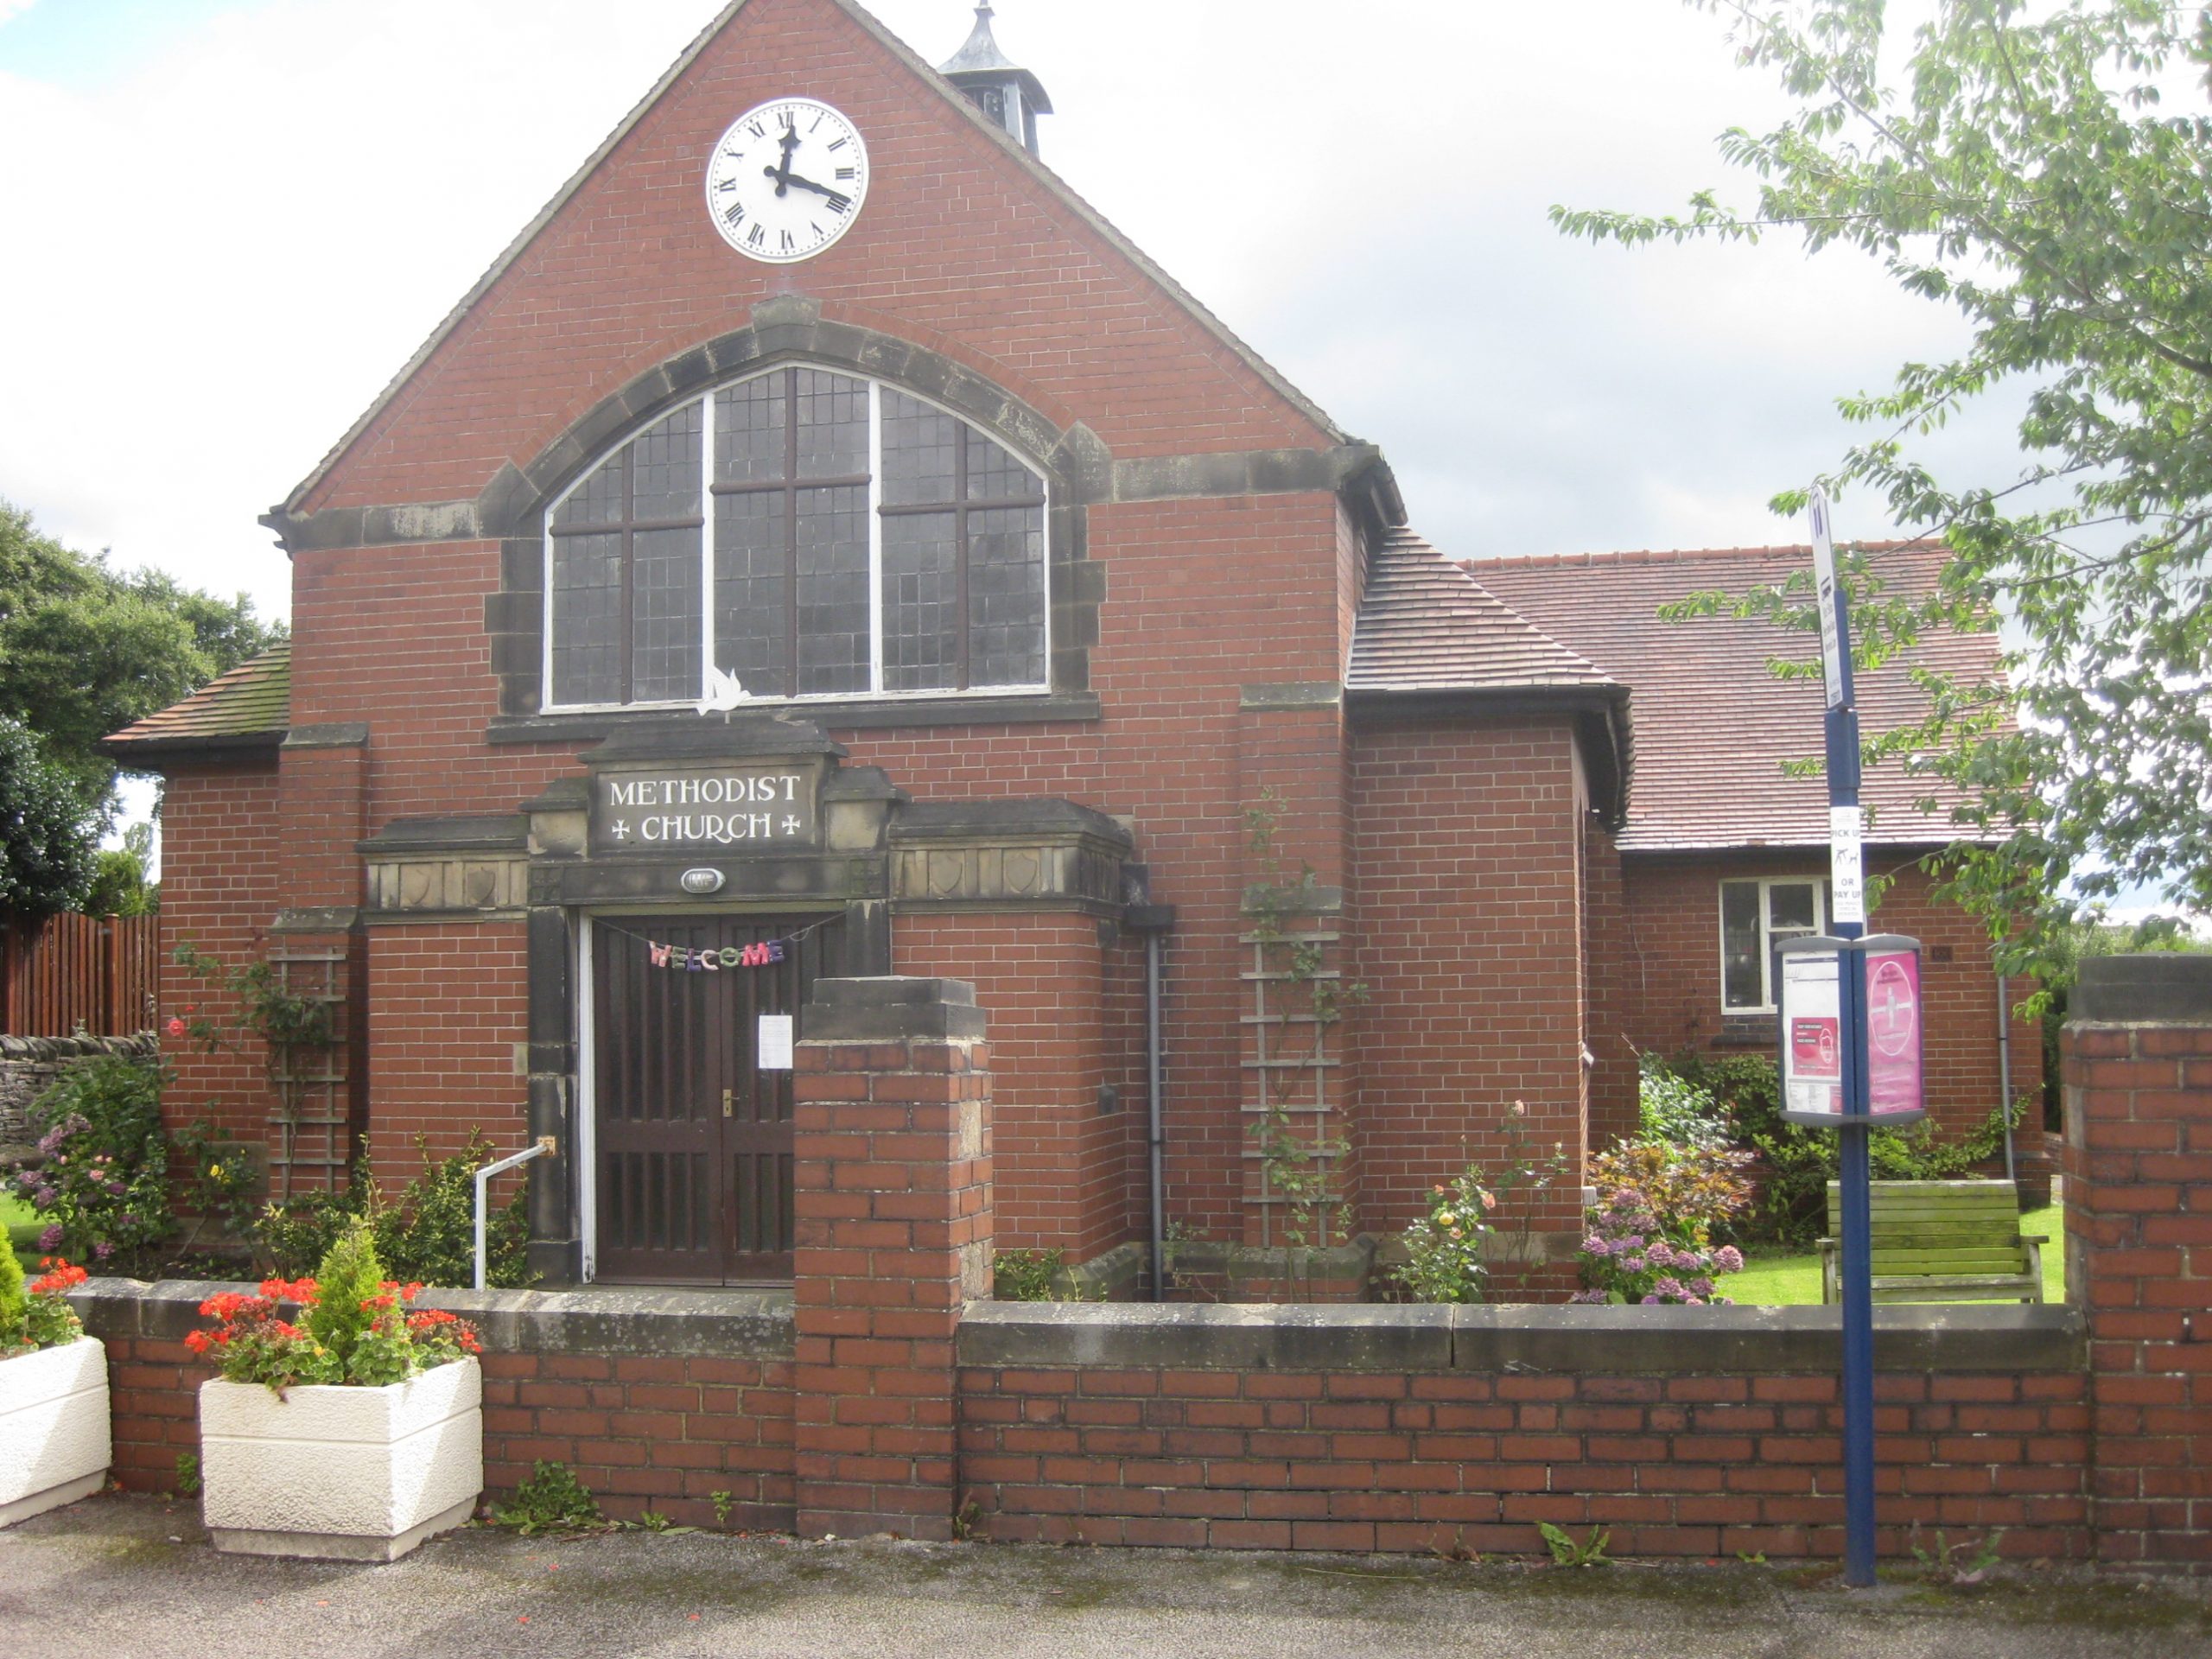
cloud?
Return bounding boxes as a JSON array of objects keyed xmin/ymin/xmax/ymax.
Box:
[
  {"xmin": 0, "ymin": 0, "xmax": 2026, "ymax": 629},
  {"xmin": 0, "ymin": 1, "xmax": 36, "ymax": 25}
]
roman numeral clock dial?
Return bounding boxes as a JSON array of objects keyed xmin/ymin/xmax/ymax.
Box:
[{"xmin": 705, "ymin": 98, "xmax": 870, "ymax": 264}]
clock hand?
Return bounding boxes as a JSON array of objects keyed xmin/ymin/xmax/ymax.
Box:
[
  {"xmin": 771, "ymin": 121, "xmax": 801, "ymax": 196},
  {"xmin": 779, "ymin": 171, "xmax": 854, "ymax": 209}
]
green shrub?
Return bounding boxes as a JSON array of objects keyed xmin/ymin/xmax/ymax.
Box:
[
  {"xmin": 303, "ymin": 1220, "xmax": 385, "ymax": 1368},
  {"xmin": 0, "ymin": 1242, "xmax": 23, "ymax": 1346},
  {"xmin": 1637, "ymin": 1057, "xmax": 1731, "ymax": 1147},
  {"xmin": 494, "ymin": 1461, "xmax": 611, "ymax": 1535},
  {"xmin": 1389, "ymin": 1163, "xmax": 1499, "ymax": 1304},
  {"xmin": 12, "ymin": 1054, "xmax": 174, "ymax": 1271},
  {"xmin": 992, "ymin": 1246, "xmax": 1065, "ymax": 1301},
  {"xmin": 255, "ymin": 1135, "xmax": 531, "ymax": 1288},
  {"xmin": 1658, "ymin": 1051, "xmax": 2021, "ymax": 1245}
]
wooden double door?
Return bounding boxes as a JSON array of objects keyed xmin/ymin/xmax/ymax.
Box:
[{"xmin": 591, "ymin": 912, "xmax": 842, "ymax": 1284}]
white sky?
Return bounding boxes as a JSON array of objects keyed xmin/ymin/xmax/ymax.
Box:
[{"xmin": 0, "ymin": 0, "xmax": 2023, "ymax": 628}]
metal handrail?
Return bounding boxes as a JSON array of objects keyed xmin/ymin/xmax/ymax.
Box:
[{"xmin": 475, "ymin": 1136, "xmax": 556, "ymax": 1290}]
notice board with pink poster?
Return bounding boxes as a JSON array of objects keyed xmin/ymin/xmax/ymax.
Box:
[{"xmin": 1777, "ymin": 934, "xmax": 1927, "ymax": 1127}]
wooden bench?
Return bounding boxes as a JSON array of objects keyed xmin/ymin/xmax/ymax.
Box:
[{"xmin": 1818, "ymin": 1179, "xmax": 2044, "ymax": 1305}]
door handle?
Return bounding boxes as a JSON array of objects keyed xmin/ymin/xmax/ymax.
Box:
[{"xmin": 721, "ymin": 1088, "xmax": 734, "ymax": 1118}]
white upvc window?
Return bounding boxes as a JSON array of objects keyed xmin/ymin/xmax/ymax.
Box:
[
  {"xmin": 1719, "ymin": 877, "xmax": 1829, "ymax": 1013},
  {"xmin": 542, "ymin": 365, "xmax": 1051, "ymax": 711}
]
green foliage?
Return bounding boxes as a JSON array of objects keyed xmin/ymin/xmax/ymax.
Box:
[
  {"xmin": 709, "ymin": 1490, "xmax": 735, "ymax": 1529},
  {"xmin": 1539, "ymin": 1522, "xmax": 1611, "ymax": 1567},
  {"xmin": 0, "ymin": 499, "xmax": 279, "ymax": 808},
  {"xmin": 251, "ymin": 1135, "xmax": 532, "ymax": 1289},
  {"xmin": 0, "ymin": 717, "xmax": 99, "ymax": 918},
  {"xmin": 173, "ymin": 941, "xmax": 338, "ymax": 1055},
  {"xmin": 1638, "ymin": 1055, "xmax": 1732, "ymax": 1147},
  {"xmin": 1554, "ymin": 3, "xmax": 2212, "ymax": 970},
  {"xmin": 12, "ymin": 1054, "xmax": 175, "ymax": 1269},
  {"xmin": 84, "ymin": 822, "xmax": 157, "ymax": 917},
  {"xmin": 1390, "ymin": 1164, "xmax": 1499, "ymax": 1304},
  {"xmin": 992, "ymin": 1246, "xmax": 1066, "ymax": 1302},
  {"xmin": 494, "ymin": 1461, "xmax": 612, "ymax": 1536},
  {"xmin": 173, "ymin": 1452, "xmax": 200, "ymax": 1498},
  {"xmin": 302, "ymin": 1221, "xmax": 384, "ymax": 1369},
  {"xmin": 1662, "ymin": 1051, "xmax": 2021, "ymax": 1244},
  {"xmin": 0, "ymin": 1240, "xmax": 23, "ymax": 1345}
]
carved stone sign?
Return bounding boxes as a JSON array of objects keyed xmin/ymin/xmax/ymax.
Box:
[{"xmin": 590, "ymin": 767, "xmax": 817, "ymax": 855}]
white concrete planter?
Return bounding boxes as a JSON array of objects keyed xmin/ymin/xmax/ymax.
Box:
[
  {"xmin": 200, "ymin": 1356, "xmax": 482, "ymax": 1561},
  {"xmin": 0, "ymin": 1336, "xmax": 111, "ymax": 1527}
]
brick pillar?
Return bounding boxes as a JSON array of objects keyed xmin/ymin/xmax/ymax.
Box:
[
  {"xmin": 791, "ymin": 976, "xmax": 991, "ymax": 1541},
  {"xmin": 2065, "ymin": 956, "xmax": 2212, "ymax": 1569}
]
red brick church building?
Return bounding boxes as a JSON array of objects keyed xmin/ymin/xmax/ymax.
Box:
[{"xmin": 106, "ymin": 0, "xmax": 2037, "ymax": 1288}]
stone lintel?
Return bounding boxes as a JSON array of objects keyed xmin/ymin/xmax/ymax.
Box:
[
  {"xmin": 802, "ymin": 976, "xmax": 986, "ymax": 1043},
  {"xmin": 282, "ymin": 722, "xmax": 371, "ymax": 750}
]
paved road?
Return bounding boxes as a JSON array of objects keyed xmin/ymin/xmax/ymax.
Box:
[{"xmin": 5, "ymin": 1495, "xmax": 2205, "ymax": 1658}]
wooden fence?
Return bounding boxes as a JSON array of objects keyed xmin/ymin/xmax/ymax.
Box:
[{"xmin": 0, "ymin": 912, "xmax": 159, "ymax": 1037}]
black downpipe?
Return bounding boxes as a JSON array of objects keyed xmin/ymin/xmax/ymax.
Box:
[{"xmin": 1122, "ymin": 874, "xmax": 1177, "ymax": 1302}]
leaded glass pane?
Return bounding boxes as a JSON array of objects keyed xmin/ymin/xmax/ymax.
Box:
[
  {"xmin": 714, "ymin": 489, "xmax": 788, "ymax": 696},
  {"xmin": 550, "ymin": 532, "xmax": 622, "ymax": 705},
  {"xmin": 1769, "ymin": 882, "xmax": 1817, "ymax": 932},
  {"xmin": 715, "ymin": 374, "xmax": 790, "ymax": 486},
  {"xmin": 553, "ymin": 449, "xmax": 626, "ymax": 530},
  {"xmin": 795, "ymin": 485, "xmax": 870, "ymax": 695},
  {"xmin": 1721, "ymin": 881, "xmax": 1763, "ymax": 1010},
  {"xmin": 968, "ymin": 505, "xmax": 1047, "ymax": 687},
  {"xmin": 967, "ymin": 430, "xmax": 1041, "ymax": 503},
  {"xmin": 795, "ymin": 370, "xmax": 868, "ymax": 479},
  {"xmin": 880, "ymin": 390, "xmax": 956, "ymax": 505},
  {"xmin": 632, "ymin": 404, "xmax": 702, "ymax": 522},
  {"xmin": 630, "ymin": 525, "xmax": 702, "ymax": 702},
  {"xmin": 881, "ymin": 511, "xmax": 959, "ymax": 691}
]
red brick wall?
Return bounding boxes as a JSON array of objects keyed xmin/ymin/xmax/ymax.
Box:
[
  {"xmin": 1349, "ymin": 719, "xmax": 1588, "ymax": 1241},
  {"xmin": 956, "ymin": 1361, "xmax": 2090, "ymax": 1559},
  {"xmin": 1613, "ymin": 854, "xmax": 2040, "ymax": 1140},
  {"xmin": 2065, "ymin": 985, "xmax": 2212, "ymax": 1567},
  {"xmin": 362, "ymin": 921, "xmax": 531, "ymax": 1190},
  {"xmin": 98, "ymin": 1334, "xmax": 796, "ymax": 1532},
  {"xmin": 893, "ymin": 913, "xmax": 1123, "ymax": 1261},
  {"xmin": 1583, "ymin": 817, "xmax": 1635, "ymax": 1149},
  {"xmin": 157, "ymin": 759, "xmax": 283, "ymax": 1149}
]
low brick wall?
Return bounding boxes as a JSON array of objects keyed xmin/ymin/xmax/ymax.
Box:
[
  {"xmin": 73, "ymin": 1281, "xmax": 798, "ymax": 1532},
  {"xmin": 956, "ymin": 1302, "xmax": 2088, "ymax": 1559},
  {"xmin": 74, "ymin": 1279, "xmax": 2087, "ymax": 1557}
]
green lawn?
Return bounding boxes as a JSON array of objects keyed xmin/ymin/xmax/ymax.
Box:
[
  {"xmin": 1720, "ymin": 1203, "xmax": 2063, "ymax": 1306},
  {"xmin": 3, "ymin": 1192, "xmax": 43, "ymax": 1275}
]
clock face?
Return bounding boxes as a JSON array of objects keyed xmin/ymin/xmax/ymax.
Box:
[{"xmin": 704, "ymin": 98, "xmax": 870, "ymax": 264}]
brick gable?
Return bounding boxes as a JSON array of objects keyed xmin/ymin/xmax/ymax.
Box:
[{"xmin": 291, "ymin": 0, "xmax": 1343, "ymax": 520}]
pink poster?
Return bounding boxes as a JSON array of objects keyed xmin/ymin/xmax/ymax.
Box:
[{"xmin": 1864, "ymin": 948, "xmax": 1923, "ymax": 1116}]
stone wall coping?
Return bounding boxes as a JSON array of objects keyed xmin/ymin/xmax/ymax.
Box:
[
  {"xmin": 957, "ymin": 1300, "xmax": 2086, "ymax": 1375},
  {"xmin": 2073, "ymin": 954, "xmax": 2212, "ymax": 1024},
  {"xmin": 67, "ymin": 1279, "xmax": 2082, "ymax": 1375},
  {"xmin": 68, "ymin": 1279, "xmax": 796, "ymax": 1360}
]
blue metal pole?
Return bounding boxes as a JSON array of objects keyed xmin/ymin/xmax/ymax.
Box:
[{"xmin": 1825, "ymin": 676, "xmax": 1877, "ymax": 1587}]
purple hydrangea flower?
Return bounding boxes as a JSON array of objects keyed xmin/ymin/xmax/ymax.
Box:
[
  {"xmin": 1652, "ymin": 1275, "xmax": 1688, "ymax": 1302},
  {"xmin": 92, "ymin": 1241, "xmax": 114, "ymax": 1261},
  {"xmin": 37, "ymin": 1224, "xmax": 64, "ymax": 1252},
  {"xmin": 32, "ymin": 1185, "xmax": 55, "ymax": 1207},
  {"xmin": 1714, "ymin": 1246, "xmax": 1745, "ymax": 1274}
]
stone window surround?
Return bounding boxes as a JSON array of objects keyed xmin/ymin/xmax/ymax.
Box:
[{"xmin": 541, "ymin": 365, "xmax": 1055, "ymax": 714}]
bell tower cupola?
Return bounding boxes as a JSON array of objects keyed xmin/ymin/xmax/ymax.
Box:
[{"xmin": 938, "ymin": 3, "xmax": 1052, "ymax": 156}]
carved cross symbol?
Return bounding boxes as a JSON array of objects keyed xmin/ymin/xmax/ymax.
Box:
[
  {"xmin": 610, "ymin": 820, "xmax": 631, "ymax": 842},
  {"xmin": 782, "ymin": 815, "xmax": 801, "ymax": 835}
]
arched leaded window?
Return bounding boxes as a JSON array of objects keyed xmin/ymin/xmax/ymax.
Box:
[{"xmin": 544, "ymin": 366, "xmax": 1050, "ymax": 709}]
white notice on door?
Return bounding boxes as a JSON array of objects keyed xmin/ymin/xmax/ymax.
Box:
[{"xmin": 757, "ymin": 1014, "xmax": 794, "ymax": 1071}]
